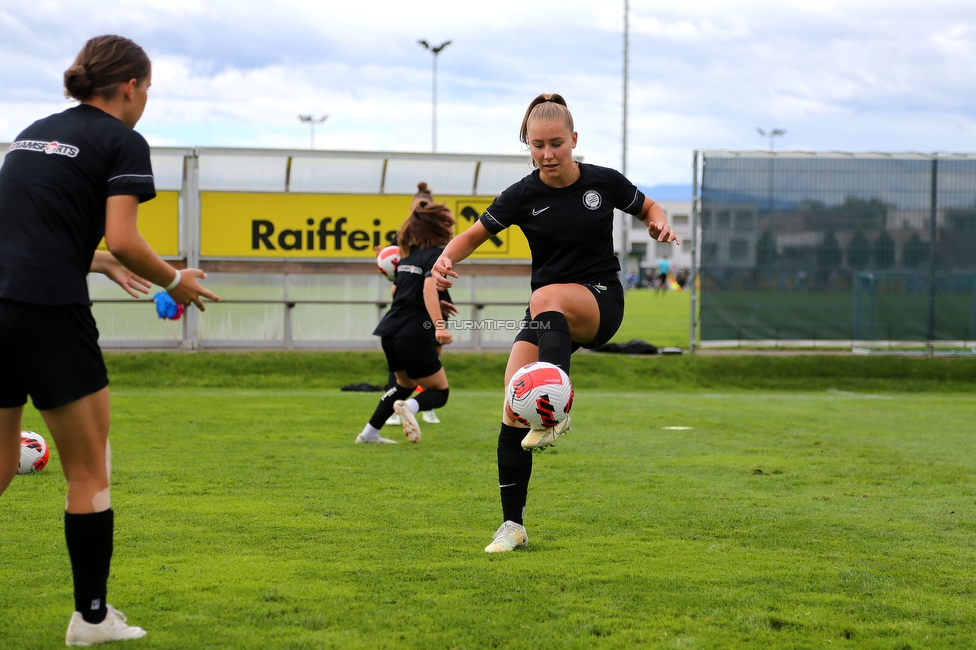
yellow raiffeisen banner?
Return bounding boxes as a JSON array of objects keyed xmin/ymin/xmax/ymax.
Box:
[
  {"xmin": 97, "ymin": 190, "xmax": 180, "ymax": 257},
  {"xmin": 199, "ymin": 192, "xmax": 530, "ymax": 259}
]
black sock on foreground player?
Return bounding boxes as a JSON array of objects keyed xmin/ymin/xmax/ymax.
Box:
[
  {"xmin": 497, "ymin": 424, "xmax": 532, "ymax": 525},
  {"xmin": 65, "ymin": 509, "xmax": 113, "ymax": 624},
  {"xmin": 534, "ymin": 310, "xmax": 572, "ymax": 373},
  {"xmin": 368, "ymin": 384, "xmax": 415, "ymax": 429},
  {"xmin": 414, "ymin": 387, "xmax": 449, "ymax": 411}
]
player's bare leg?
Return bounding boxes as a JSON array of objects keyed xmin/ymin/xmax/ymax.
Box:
[
  {"xmin": 42, "ymin": 389, "xmax": 111, "ymax": 514},
  {"xmin": 42, "ymin": 388, "xmax": 146, "ymax": 645},
  {"xmin": 0, "ymin": 406, "xmax": 24, "ymax": 496}
]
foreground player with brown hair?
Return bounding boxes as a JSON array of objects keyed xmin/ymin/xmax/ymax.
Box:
[{"xmin": 0, "ymin": 35, "xmax": 218, "ymax": 645}]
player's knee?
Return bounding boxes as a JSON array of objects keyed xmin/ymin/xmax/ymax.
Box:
[
  {"xmin": 528, "ymin": 288, "xmax": 563, "ymax": 316},
  {"xmin": 65, "ymin": 478, "xmax": 111, "ymax": 513}
]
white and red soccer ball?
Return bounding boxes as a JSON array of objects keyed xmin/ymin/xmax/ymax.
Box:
[
  {"xmin": 505, "ymin": 361, "xmax": 574, "ymax": 429},
  {"xmin": 376, "ymin": 245, "xmax": 400, "ymax": 282},
  {"xmin": 19, "ymin": 431, "xmax": 50, "ymax": 475}
]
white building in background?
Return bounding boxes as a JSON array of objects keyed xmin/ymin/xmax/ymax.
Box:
[{"xmin": 614, "ymin": 200, "xmax": 694, "ymax": 282}]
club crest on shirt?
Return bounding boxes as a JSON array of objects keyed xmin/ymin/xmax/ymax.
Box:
[
  {"xmin": 582, "ymin": 190, "xmax": 602, "ymax": 210},
  {"xmin": 8, "ymin": 140, "xmax": 80, "ymax": 158}
]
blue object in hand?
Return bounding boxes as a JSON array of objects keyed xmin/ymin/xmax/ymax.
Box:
[{"xmin": 153, "ymin": 292, "xmax": 183, "ymax": 320}]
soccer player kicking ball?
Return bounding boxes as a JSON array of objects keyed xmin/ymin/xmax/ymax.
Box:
[
  {"xmin": 0, "ymin": 36, "xmax": 219, "ymax": 645},
  {"xmin": 431, "ymin": 94, "xmax": 679, "ymax": 552},
  {"xmin": 355, "ymin": 202, "xmax": 455, "ymax": 444}
]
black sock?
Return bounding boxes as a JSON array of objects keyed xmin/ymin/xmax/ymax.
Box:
[
  {"xmin": 368, "ymin": 383, "xmax": 415, "ymax": 429},
  {"xmin": 415, "ymin": 387, "xmax": 449, "ymax": 411},
  {"xmin": 497, "ymin": 423, "xmax": 532, "ymax": 525},
  {"xmin": 64, "ymin": 509, "xmax": 113, "ymax": 624},
  {"xmin": 386, "ymin": 371, "xmax": 397, "ymax": 390},
  {"xmin": 534, "ymin": 310, "xmax": 572, "ymax": 374}
]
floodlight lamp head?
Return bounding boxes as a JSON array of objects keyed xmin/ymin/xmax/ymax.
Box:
[
  {"xmin": 418, "ymin": 39, "xmax": 430, "ymax": 49},
  {"xmin": 432, "ymin": 40, "xmax": 451, "ymax": 54}
]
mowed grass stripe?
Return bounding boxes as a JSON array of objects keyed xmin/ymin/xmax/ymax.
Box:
[
  {"xmin": 3, "ymin": 388, "xmax": 976, "ymax": 648},
  {"xmin": 103, "ymin": 350, "xmax": 976, "ymax": 392}
]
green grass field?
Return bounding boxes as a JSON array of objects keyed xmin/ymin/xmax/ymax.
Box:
[{"xmin": 2, "ymin": 353, "xmax": 975, "ymax": 648}]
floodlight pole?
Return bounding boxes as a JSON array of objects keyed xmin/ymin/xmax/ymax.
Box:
[
  {"xmin": 927, "ymin": 157, "xmax": 938, "ymax": 350},
  {"xmin": 619, "ymin": 0, "xmax": 630, "ymax": 292},
  {"xmin": 418, "ymin": 39, "xmax": 451, "ymax": 153},
  {"xmin": 757, "ymin": 128, "xmax": 785, "ymax": 213},
  {"xmin": 756, "ymin": 127, "xmax": 786, "ymax": 152},
  {"xmin": 298, "ymin": 115, "xmax": 328, "ymax": 149}
]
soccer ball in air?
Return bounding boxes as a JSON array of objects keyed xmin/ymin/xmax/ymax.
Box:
[
  {"xmin": 505, "ymin": 362, "xmax": 574, "ymax": 429},
  {"xmin": 19, "ymin": 431, "xmax": 50, "ymax": 475},
  {"xmin": 376, "ymin": 245, "xmax": 400, "ymax": 282}
]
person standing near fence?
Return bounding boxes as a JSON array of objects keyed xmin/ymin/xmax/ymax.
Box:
[
  {"xmin": 431, "ymin": 93, "xmax": 679, "ymax": 552},
  {"xmin": 655, "ymin": 254, "xmax": 671, "ymax": 294},
  {"xmin": 356, "ymin": 201, "xmax": 455, "ymax": 444},
  {"xmin": 0, "ymin": 35, "xmax": 218, "ymax": 645}
]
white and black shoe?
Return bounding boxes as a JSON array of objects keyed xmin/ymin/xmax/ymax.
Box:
[{"xmin": 65, "ymin": 605, "xmax": 146, "ymax": 646}]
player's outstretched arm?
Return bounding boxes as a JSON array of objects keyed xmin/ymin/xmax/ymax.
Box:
[
  {"xmin": 90, "ymin": 251, "xmax": 152, "ymax": 298},
  {"xmin": 104, "ymin": 195, "xmax": 221, "ymax": 310},
  {"xmin": 637, "ymin": 196, "xmax": 680, "ymax": 245},
  {"xmin": 431, "ymin": 221, "xmax": 493, "ymax": 290}
]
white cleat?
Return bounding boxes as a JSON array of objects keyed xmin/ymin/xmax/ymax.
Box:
[
  {"xmin": 385, "ymin": 414, "xmax": 401, "ymax": 426},
  {"xmin": 355, "ymin": 432, "xmax": 397, "ymax": 444},
  {"xmin": 393, "ymin": 400, "xmax": 421, "ymax": 443},
  {"xmin": 421, "ymin": 410, "xmax": 440, "ymax": 424},
  {"xmin": 521, "ymin": 415, "xmax": 572, "ymax": 451},
  {"xmin": 65, "ymin": 605, "xmax": 146, "ymax": 646},
  {"xmin": 485, "ymin": 520, "xmax": 528, "ymax": 553}
]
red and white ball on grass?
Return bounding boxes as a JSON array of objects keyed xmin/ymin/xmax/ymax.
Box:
[
  {"xmin": 376, "ymin": 245, "xmax": 400, "ymax": 282},
  {"xmin": 505, "ymin": 361, "xmax": 574, "ymax": 429},
  {"xmin": 19, "ymin": 431, "xmax": 50, "ymax": 474}
]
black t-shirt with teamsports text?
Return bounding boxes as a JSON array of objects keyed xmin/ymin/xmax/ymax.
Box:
[
  {"xmin": 373, "ymin": 245, "xmax": 444, "ymax": 339},
  {"xmin": 0, "ymin": 104, "xmax": 156, "ymax": 306},
  {"xmin": 479, "ymin": 162, "xmax": 645, "ymax": 291}
]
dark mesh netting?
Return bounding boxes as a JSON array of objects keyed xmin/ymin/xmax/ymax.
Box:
[{"xmin": 699, "ymin": 153, "xmax": 976, "ymax": 342}]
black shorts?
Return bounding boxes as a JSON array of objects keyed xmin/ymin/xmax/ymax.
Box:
[
  {"xmin": 0, "ymin": 300, "xmax": 109, "ymax": 411},
  {"xmin": 381, "ymin": 334, "xmax": 442, "ymax": 380},
  {"xmin": 514, "ymin": 279, "xmax": 625, "ymax": 351}
]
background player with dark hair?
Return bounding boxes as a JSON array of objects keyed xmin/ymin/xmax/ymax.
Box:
[
  {"xmin": 385, "ymin": 182, "xmax": 456, "ymax": 426},
  {"xmin": 356, "ymin": 201, "xmax": 455, "ymax": 444},
  {"xmin": 0, "ymin": 35, "xmax": 218, "ymax": 645},
  {"xmin": 432, "ymin": 93, "xmax": 679, "ymax": 552}
]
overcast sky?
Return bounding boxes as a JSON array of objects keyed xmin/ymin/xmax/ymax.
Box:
[{"xmin": 1, "ymin": 0, "xmax": 974, "ymax": 187}]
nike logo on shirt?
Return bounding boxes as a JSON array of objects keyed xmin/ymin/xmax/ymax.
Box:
[{"xmin": 531, "ymin": 206, "xmax": 550, "ymax": 216}]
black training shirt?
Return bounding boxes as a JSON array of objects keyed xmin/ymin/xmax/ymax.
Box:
[
  {"xmin": 373, "ymin": 245, "xmax": 443, "ymax": 339},
  {"xmin": 479, "ymin": 162, "xmax": 645, "ymax": 291},
  {"xmin": 0, "ymin": 104, "xmax": 156, "ymax": 306}
]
